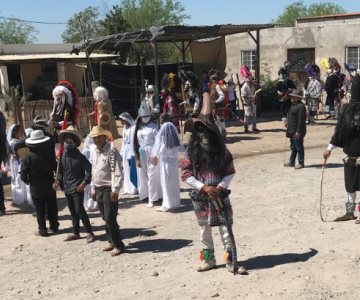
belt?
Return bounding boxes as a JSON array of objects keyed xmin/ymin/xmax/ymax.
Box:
[{"xmin": 95, "ymin": 186, "xmax": 111, "ymax": 191}]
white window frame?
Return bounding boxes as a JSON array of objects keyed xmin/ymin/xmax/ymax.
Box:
[
  {"xmin": 346, "ymin": 46, "xmax": 360, "ymax": 69},
  {"xmin": 241, "ymin": 50, "xmax": 256, "ymax": 72}
]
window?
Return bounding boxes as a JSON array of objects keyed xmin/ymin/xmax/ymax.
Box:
[
  {"xmin": 287, "ymin": 48, "xmax": 315, "ymax": 83},
  {"xmin": 346, "ymin": 47, "xmax": 360, "ymax": 69},
  {"xmin": 241, "ymin": 50, "xmax": 256, "ymax": 71}
]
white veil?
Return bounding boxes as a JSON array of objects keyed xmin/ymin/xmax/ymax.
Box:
[{"xmin": 152, "ymin": 122, "xmax": 182, "ymax": 157}]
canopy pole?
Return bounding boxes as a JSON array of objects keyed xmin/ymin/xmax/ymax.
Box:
[
  {"xmin": 153, "ymin": 41, "xmax": 159, "ymax": 99},
  {"xmin": 181, "ymin": 41, "xmax": 186, "ymax": 66}
]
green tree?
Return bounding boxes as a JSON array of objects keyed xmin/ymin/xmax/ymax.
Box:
[
  {"xmin": 119, "ymin": 0, "xmax": 190, "ymax": 63},
  {"xmin": 273, "ymin": 1, "xmax": 346, "ymax": 26},
  {"xmin": 100, "ymin": 5, "xmax": 128, "ymax": 35},
  {"xmin": 0, "ymin": 19, "xmax": 37, "ymax": 44},
  {"xmin": 61, "ymin": 6, "xmax": 103, "ymax": 43}
]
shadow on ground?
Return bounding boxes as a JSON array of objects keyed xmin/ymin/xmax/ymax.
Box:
[
  {"xmin": 125, "ymin": 238, "xmax": 193, "ymax": 253},
  {"xmin": 240, "ymin": 248, "xmax": 318, "ymax": 270}
]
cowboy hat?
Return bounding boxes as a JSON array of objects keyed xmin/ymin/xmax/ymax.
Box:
[
  {"xmin": 89, "ymin": 125, "xmax": 112, "ymax": 139},
  {"xmin": 58, "ymin": 125, "xmax": 82, "ymax": 147},
  {"xmin": 25, "ymin": 130, "xmax": 50, "ymax": 146}
]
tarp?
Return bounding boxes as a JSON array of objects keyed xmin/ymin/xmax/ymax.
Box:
[{"xmin": 190, "ymin": 37, "xmax": 226, "ymax": 76}]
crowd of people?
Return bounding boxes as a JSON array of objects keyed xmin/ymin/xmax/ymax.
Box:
[{"xmin": 1, "ymin": 61, "xmax": 360, "ymax": 274}]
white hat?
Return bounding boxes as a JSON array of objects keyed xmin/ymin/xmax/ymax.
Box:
[
  {"xmin": 25, "ymin": 130, "xmax": 50, "ymax": 146},
  {"xmin": 146, "ymin": 85, "xmax": 154, "ymax": 92}
]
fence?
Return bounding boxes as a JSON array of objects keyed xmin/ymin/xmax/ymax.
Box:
[{"xmin": 23, "ymin": 97, "xmax": 94, "ymax": 137}]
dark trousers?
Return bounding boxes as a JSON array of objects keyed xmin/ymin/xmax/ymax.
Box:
[
  {"xmin": 0, "ymin": 177, "xmax": 5, "ymax": 211},
  {"xmin": 65, "ymin": 191, "xmax": 92, "ymax": 235},
  {"xmin": 96, "ymin": 188, "xmax": 124, "ymax": 249},
  {"xmin": 230, "ymin": 101, "xmax": 237, "ymax": 116},
  {"xmin": 32, "ymin": 190, "xmax": 58, "ymax": 232},
  {"xmin": 289, "ymin": 134, "xmax": 305, "ymax": 165}
]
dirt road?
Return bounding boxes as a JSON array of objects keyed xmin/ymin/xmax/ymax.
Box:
[{"xmin": 1, "ymin": 117, "xmax": 357, "ymax": 300}]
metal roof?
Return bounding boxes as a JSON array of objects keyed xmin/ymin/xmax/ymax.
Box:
[
  {"xmin": 72, "ymin": 24, "xmax": 274, "ymax": 54},
  {"xmin": 0, "ymin": 53, "xmax": 119, "ymax": 64}
]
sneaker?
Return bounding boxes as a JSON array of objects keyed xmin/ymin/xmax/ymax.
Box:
[
  {"xmin": 295, "ymin": 164, "xmax": 305, "ymax": 170},
  {"xmin": 111, "ymin": 246, "xmax": 125, "ymax": 257},
  {"xmin": 64, "ymin": 234, "xmax": 81, "ymax": 242},
  {"xmin": 156, "ymin": 206, "xmax": 168, "ymax": 212},
  {"xmin": 102, "ymin": 243, "xmax": 114, "ymax": 252},
  {"xmin": 147, "ymin": 202, "xmax": 154, "ymax": 208},
  {"xmin": 284, "ymin": 162, "xmax": 295, "ymax": 167},
  {"xmin": 35, "ymin": 230, "xmax": 49, "ymax": 237}
]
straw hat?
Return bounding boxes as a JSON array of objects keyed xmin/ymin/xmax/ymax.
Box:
[
  {"xmin": 58, "ymin": 125, "xmax": 82, "ymax": 147},
  {"xmin": 89, "ymin": 125, "xmax": 112, "ymax": 139},
  {"xmin": 25, "ymin": 130, "xmax": 50, "ymax": 146},
  {"xmin": 288, "ymin": 90, "xmax": 304, "ymax": 100}
]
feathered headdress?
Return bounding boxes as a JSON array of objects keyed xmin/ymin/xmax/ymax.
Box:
[
  {"xmin": 240, "ymin": 65, "xmax": 253, "ymax": 80},
  {"xmin": 52, "ymin": 80, "xmax": 80, "ymax": 127},
  {"xmin": 344, "ymin": 63, "xmax": 357, "ymax": 73}
]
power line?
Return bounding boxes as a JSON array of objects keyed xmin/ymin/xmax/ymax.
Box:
[{"xmin": 0, "ymin": 16, "xmax": 66, "ymax": 25}]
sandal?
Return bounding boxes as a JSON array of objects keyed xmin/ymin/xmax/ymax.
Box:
[
  {"xmin": 64, "ymin": 234, "xmax": 81, "ymax": 242},
  {"xmin": 86, "ymin": 233, "xmax": 95, "ymax": 243}
]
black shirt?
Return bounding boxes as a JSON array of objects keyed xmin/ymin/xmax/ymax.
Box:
[{"xmin": 286, "ymin": 101, "xmax": 306, "ymax": 137}]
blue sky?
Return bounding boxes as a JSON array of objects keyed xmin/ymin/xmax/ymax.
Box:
[{"xmin": 1, "ymin": 0, "xmax": 359, "ymax": 43}]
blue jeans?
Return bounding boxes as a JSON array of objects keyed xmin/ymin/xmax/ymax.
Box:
[{"xmin": 289, "ymin": 134, "xmax": 304, "ymax": 165}]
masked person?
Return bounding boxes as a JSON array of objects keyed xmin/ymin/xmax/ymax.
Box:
[
  {"xmin": 240, "ymin": 65, "xmax": 260, "ymax": 133},
  {"xmin": 54, "ymin": 126, "xmax": 95, "ymax": 243},
  {"xmin": 181, "ymin": 92, "xmax": 247, "ymax": 274},
  {"xmin": 21, "ymin": 130, "xmax": 58, "ymax": 236},
  {"xmin": 275, "ymin": 66, "xmax": 296, "ymax": 122},
  {"xmin": 304, "ymin": 63, "xmax": 322, "ymax": 125},
  {"xmin": 90, "ymin": 126, "xmax": 125, "ymax": 256},
  {"xmin": 151, "ymin": 122, "xmax": 184, "ymax": 212},
  {"xmin": 323, "ymin": 74, "xmax": 360, "ymax": 222},
  {"xmin": 119, "ymin": 112, "xmax": 138, "ymax": 195},
  {"xmin": 133, "ymin": 106, "xmax": 162, "ymax": 207}
]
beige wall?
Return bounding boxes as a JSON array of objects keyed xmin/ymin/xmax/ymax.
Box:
[
  {"xmin": 64, "ymin": 63, "xmax": 84, "ymax": 95},
  {"xmin": 226, "ymin": 20, "xmax": 360, "ymax": 83}
]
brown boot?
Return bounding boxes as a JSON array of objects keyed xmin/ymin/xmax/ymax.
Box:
[{"xmin": 334, "ymin": 212, "xmax": 356, "ymax": 222}]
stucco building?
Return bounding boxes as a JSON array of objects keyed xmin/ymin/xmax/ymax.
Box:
[{"xmin": 226, "ymin": 12, "xmax": 360, "ymax": 84}]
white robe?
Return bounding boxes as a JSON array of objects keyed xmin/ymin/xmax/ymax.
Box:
[
  {"xmin": 120, "ymin": 125, "xmax": 138, "ymax": 195},
  {"xmin": 158, "ymin": 146, "xmax": 183, "ymax": 209},
  {"xmin": 9, "ymin": 139, "xmax": 33, "ymax": 207},
  {"xmin": 137, "ymin": 122, "xmax": 162, "ymax": 203},
  {"xmin": 82, "ymin": 135, "xmax": 97, "ymax": 210}
]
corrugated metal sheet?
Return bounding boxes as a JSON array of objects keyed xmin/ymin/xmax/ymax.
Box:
[
  {"xmin": 0, "ymin": 53, "xmax": 119, "ymax": 63},
  {"xmin": 72, "ymin": 24, "xmax": 275, "ymax": 54}
]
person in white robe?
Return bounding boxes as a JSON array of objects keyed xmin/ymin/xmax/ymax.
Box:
[
  {"xmin": 133, "ymin": 106, "xmax": 162, "ymax": 207},
  {"xmin": 151, "ymin": 122, "xmax": 184, "ymax": 212},
  {"xmin": 81, "ymin": 134, "xmax": 98, "ymax": 212},
  {"xmin": 119, "ymin": 112, "xmax": 138, "ymax": 195},
  {"xmin": 7, "ymin": 124, "xmax": 33, "ymax": 207}
]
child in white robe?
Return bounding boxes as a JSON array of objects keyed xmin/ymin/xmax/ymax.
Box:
[
  {"xmin": 7, "ymin": 124, "xmax": 33, "ymax": 206},
  {"xmin": 133, "ymin": 106, "xmax": 162, "ymax": 207},
  {"xmin": 119, "ymin": 112, "xmax": 138, "ymax": 195},
  {"xmin": 81, "ymin": 134, "xmax": 98, "ymax": 212},
  {"xmin": 152, "ymin": 122, "xmax": 184, "ymax": 212}
]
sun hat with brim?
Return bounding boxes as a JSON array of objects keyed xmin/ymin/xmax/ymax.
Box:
[
  {"xmin": 90, "ymin": 125, "xmax": 112, "ymax": 139},
  {"xmin": 288, "ymin": 90, "xmax": 304, "ymax": 99},
  {"xmin": 25, "ymin": 130, "xmax": 50, "ymax": 146},
  {"xmin": 58, "ymin": 125, "xmax": 82, "ymax": 147}
]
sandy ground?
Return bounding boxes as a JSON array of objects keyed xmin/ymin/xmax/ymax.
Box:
[{"xmin": 1, "ymin": 115, "xmax": 359, "ymax": 300}]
